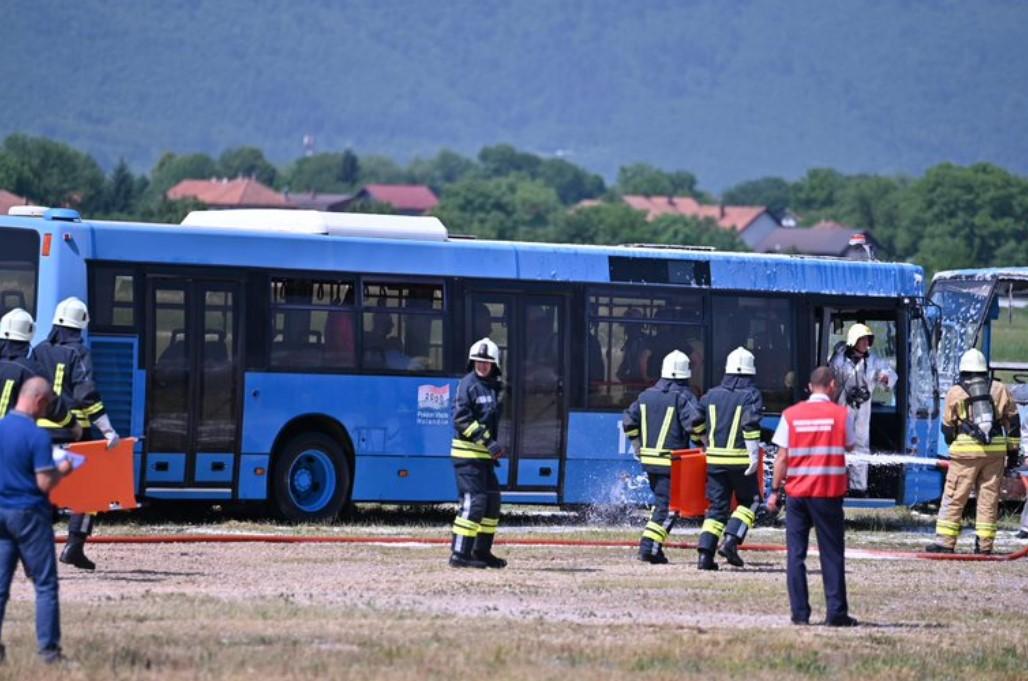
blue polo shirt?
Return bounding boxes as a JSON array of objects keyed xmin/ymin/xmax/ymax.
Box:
[{"xmin": 0, "ymin": 411, "xmax": 54, "ymax": 511}]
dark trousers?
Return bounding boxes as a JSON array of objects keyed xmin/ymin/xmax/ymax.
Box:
[
  {"xmin": 786, "ymin": 496, "xmax": 848, "ymax": 623},
  {"xmin": 451, "ymin": 459, "xmax": 501, "ymax": 556},
  {"xmin": 698, "ymin": 465, "xmax": 760, "ymax": 553},
  {"xmin": 0, "ymin": 506, "xmax": 60, "ymax": 652},
  {"xmin": 640, "ymin": 471, "xmax": 676, "ymax": 557}
]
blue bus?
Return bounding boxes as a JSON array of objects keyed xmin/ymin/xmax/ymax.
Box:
[{"xmin": 0, "ymin": 207, "xmax": 940, "ymax": 519}]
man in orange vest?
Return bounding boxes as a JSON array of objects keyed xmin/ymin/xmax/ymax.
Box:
[{"xmin": 767, "ymin": 366, "xmax": 857, "ymax": 627}]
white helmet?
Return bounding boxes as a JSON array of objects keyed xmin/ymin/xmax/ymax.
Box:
[
  {"xmin": 53, "ymin": 297, "xmax": 89, "ymax": 329},
  {"xmin": 846, "ymin": 323, "xmax": 874, "ymax": 348},
  {"xmin": 725, "ymin": 347, "xmax": 756, "ymax": 375},
  {"xmin": 467, "ymin": 337, "xmax": 501, "ymax": 372},
  {"xmin": 661, "ymin": 350, "xmax": 691, "ymax": 380},
  {"xmin": 958, "ymin": 348, "xmax": 988, "ymax": 373},
  {"xmin": 0, "ymin": 308, "xmax": 35, "ymax": 342}
]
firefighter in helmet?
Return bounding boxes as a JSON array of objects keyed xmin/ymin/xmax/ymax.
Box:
[
  {"xmin": 32, "ymin": 297, "xmax": 120, "ymax": 570},
  {"xmin": 622, "ymin": 350, "xmax": 703, "ymax": 563},
  {"xmin": 926, "ymin": 349, "xmax": 1020, "ymax": 554},
  {"xmin": 0, "ymin": 308, "xmax": 78, "ymax": 432},
  {"xmin": 448, "ymin": 338, "xmax": 507, "ymax": 568},
  {"xmin": 696, "ymin": 347, "xmax": 764, "ymax": 570}
]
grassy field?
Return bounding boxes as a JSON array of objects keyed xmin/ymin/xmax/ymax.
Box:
[{"xmin": 0, "ymin": 508, "xmax": 1026, "ymax": 680}]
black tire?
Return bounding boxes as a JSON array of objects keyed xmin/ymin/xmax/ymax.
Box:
[{"xmin": 271, "ymin": 432, "xmax": 351, "ymax": 522}]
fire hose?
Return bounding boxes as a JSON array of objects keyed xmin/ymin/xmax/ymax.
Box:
[{"xmin": 56, "ymin": 534, "xmax": 1028, "ymax": 562}]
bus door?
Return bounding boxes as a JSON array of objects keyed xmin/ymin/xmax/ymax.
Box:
[
  {"xmin": 144, "ymin": 276, "xmax": 243, "ymax": 499},
  {"xmin": 465, "ymin": 292, "xmax": 568, "ymax": 499}
]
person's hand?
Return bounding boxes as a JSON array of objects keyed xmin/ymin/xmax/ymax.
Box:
[
  {"xmin": 487, "ymin": 441, "xmax": 504, "ymax": 459},
  {"xmin": 878, "ymin": 374, "xmax": 890, "ymax": 387},
  {"xmin": 766, "ymin": 491, "xmax": 780, "ymax": 513},
  {"xmin": 56, "ymin": 458, "xmax": 73, "ymax": 475}
]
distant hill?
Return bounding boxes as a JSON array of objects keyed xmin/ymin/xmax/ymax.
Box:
[{"xmin": 2, "ymin": 1, "xmax": 1026, "ymax": 190}]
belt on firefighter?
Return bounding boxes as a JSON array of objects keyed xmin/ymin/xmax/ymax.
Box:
[
  {"xmin": 705, "ymin": 447, "xmax": 748, "ymax": 466},
  {"xmin": 639, "ymin": 447, "xmax": 672, "ymax": 467}
]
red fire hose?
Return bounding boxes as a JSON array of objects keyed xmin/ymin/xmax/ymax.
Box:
[{"xmin": 57, "ymin": 534, "xmax": 1028, "ymax": 562}]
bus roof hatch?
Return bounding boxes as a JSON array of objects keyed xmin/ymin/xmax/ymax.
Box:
[{"xmin": 181, "ymin": 209, "xmax": 448, "ymax": 242}]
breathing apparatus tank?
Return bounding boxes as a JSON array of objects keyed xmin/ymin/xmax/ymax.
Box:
[{"xmin": 959, "ymin": 350, "xmax": 994, "ymax": 444}]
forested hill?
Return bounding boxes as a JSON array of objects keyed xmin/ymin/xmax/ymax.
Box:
[{"xmin": 2, "ymin": 1, "xmax": 1026, "ymax": 189}]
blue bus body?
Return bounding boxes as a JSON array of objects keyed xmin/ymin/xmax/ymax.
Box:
[{"xmin": 0, "ymin": 210, "xmax": 940, "ymax": 516}]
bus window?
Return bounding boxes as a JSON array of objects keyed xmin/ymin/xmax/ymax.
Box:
[
  {"xmin": 587, "ymin": 290, "xmax": 704, "ymax": 409},
  {"xmin": 712, "ymin": 296, "xmax": 794, "ymax": 413},
  {"xmin": 362, "ymin": 281, "xmax": 445, "ymax": 372},
  {"xmin": 989, "ymin": 281, "xmax": 1028, "ymax": 385},
  {"xmin": 90, "ymin": 266, "xmax": 135, "ymax": 330},
  {"xmin": 270, "ymin": 277, "xmax": 356, "ymax": 370},
  {"xmin": 0, "ymin": 227, "xmax": 39, "ymax": 317}
]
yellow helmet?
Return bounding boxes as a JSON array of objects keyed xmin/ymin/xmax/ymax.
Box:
[{"xmin": 846, "ymin": 323, "xmax": 874, "ymax": 348}]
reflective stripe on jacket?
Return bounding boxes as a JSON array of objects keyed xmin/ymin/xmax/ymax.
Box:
[
  {"xmin": 622, "ymin": 379, "xmax": 702, "ymax": 471},
  {"xmin": 32, "ymin": 331, "xmax": 106, "ymax": 430},
  {"xmin": 700, "ymin": 375, "xmax": 763, "ymax": 467},
  {"xmin": 451, "ymin": 370, "xmax": 502, "ymax": 460},
  {"xmin": 782, "ymin": 399, "xmax": 849, "ymax": 498}
]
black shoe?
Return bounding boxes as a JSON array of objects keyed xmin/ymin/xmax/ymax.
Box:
[
  {"xmin": 39, "ymin": 647, "xmax": 63, "ymax": 664},
  {"xmin": 638, "ymin": 551, "xmax": 669, "ymax": 565},
  {"xmin": 791, "ymin": 618, "xmax": 810, "ymax": 626},
  {"xmin": 59, "ymin": 542, "xmax": 96, "ymax": 571},
  {"xmin": 473, "ymin": 552, "xmax": 508, "ymax": 569},
  {"xmin": 697, "ymin": 551, "xmax": 719, "ymax": 571},
  {"xmin": 825, "ymin": 615, "xmax": 859, "ymax": 627},
  {"xmin": 1017, "ymin": 530, "xmax": 1028, "ymax": 540},
  {"xmin": 924, "ymin": 543, "xmax": 954, "ymax": 554},
  {"xmin": 718, "ymin": 538, "xmax": 745, "ymax": 567},
  {"xmin": 448, "ymin": 553, "xmax": 487, "ymax": 569}
]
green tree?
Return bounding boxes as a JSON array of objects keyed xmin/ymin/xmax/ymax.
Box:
[
  {"xmin": 218, "ymin": 146, "xmax": 278, "ymax": 186},
  {"xmin": 790, "ymin": 168, "xmax": 845, "ymax": 213},
  {"xmin": 433, "ymin": 176, "xmax": 560, "ymax": 240},
  {"xmin": 536, "ymin": 158, "xmax": 605, "ymax": 205},
  {"xmin": 146, "ymin": 152, "xmax": 218, "ymax": 200},
  {"xmin": 94, "ymin": 159, "xmax": 142, "ymax": 216},
  {"xmin": 1, "ymin": 134, "xmax": 105, "ymax": 207},
  {"xmin": 478, "ymin": 144, "xmax": 541, "ymax": 178},
  {"xmin": 650, "ymin": 214, "xmax": 749, "ymax": 251},
  {"xmin": 722, "ymin": 176, "xmax": 791, "ymax": 218},
  {"xmin": 552, "ymin": 202, "xmax": 651, "ymax": 245},
  {"xmin": 408, "ymin": 149, "xmax": 478, "ymax": 192},
  {"xmin": 358, "ymin": 155, "xmax": 409, "ymax": 184},
  {"xmin": 284, "ymin": 152, "xmax": 356, "ymax": 193},
  {"xmin": 616, "ymin": 163, "xmax": 699, "ymax": 197}
]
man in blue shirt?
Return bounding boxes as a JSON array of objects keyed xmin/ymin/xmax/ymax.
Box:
[{"xmin": 0, "ymin": 376, "xmax": 72, "ymax": 664}]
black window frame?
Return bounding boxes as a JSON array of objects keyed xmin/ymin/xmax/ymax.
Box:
[
  {"xmin": 0, "ymin": 226, "xmax": 41, "ymax": 320},
  {"xmin": 87, "ymin": 263, "xmax": 139, "ymax": 334},
  {"xmin": 268, "ymin": 274, "xmax": 359, "ymax": 372}
]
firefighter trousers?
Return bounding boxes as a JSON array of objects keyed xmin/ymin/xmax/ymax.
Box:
[
  {"xmin": 640, "ymin": 471, "xmax": 676, "ymax": 559},
  {"xmin": 935, "ymin": 455, "xmax": 1004, "ymax": 552},
  {"xmin": 698, "ymin": 465, "xmax": 760, "ymax": 555},
  {"xmin": 451, "ymin": 459, "xmax": 501, "ymax": 557}
]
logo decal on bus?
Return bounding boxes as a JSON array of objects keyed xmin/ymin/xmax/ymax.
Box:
[{"xmin": 417, "ymin": 384, "xmax": 451, "ymax": 425}]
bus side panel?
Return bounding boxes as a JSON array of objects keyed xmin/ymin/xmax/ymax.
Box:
[
  {"xmin": 563, "ymin": 412, "xmax": 651, "ymax": 506},
  {"xmin": 89, "ymin": 336, "xmax": 147, "ymax": 494},
  {"xmin": 242, "ymin": 373, "xmax": 460, "ymax": 502}
]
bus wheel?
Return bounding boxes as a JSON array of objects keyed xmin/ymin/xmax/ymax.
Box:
[{"xmin": 272, "ymin": 433, "xmax": 350, "ymax": 522}]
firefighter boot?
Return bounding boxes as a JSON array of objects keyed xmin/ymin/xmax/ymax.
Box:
[
  {"xmin": 697, "ymin": 550, "xmax": 719, "ymax": 571},
  {"xmin": 449, "ymin": 551, "xmax": 488, "ymax": 569},
  {"xmin": 973, "ymin": 536, "xmax": 992, "ymax": 556},
  {"xmin": 60, "ymin": 533, "xmax": 96, "ymax": 571},
  {"xmin": 924, "ymin": 543, "xmax": 954, "ymax": 554},
  {"xmin": 718, "ymin": 535, "xmax": 744, "ymax": 568},
  {"xmin": 472, "ymin": 529, "xmax": 507, "ymax": 568}
]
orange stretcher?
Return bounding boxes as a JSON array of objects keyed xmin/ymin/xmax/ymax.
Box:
[
  {"xmin": 668, "ymin": 447, "xmax": 765, "ymax": 518},
  {"xmin": 50, "ymin": 437, "xmax": 139, "ymax": 514}
]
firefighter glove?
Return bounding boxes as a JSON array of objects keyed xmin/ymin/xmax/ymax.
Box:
[
  {"xmin": 744, "ymin": 440, "xmax": 760, "ymax": 476},
  {"xmin": 487, "ymin": 441, "xmax": 503, "ymax": 458},
  {"xmin": 94, "ymin": 414, "xmax": 120, "ymax": 450}
]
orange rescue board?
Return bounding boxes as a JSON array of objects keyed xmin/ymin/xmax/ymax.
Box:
[{"xmin": 50, "ymin": 438, "xmax": 139, "ymax": 514}]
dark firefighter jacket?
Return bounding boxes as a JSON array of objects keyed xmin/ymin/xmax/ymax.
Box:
[
  {"xmin": 622, "ymin": 378, "xmax": 703, "ymax": 472},
  {"xmin": 698, "ymin": 375, "xmax": 763, "ymax": 467},
  {"xmin": 0, "ymin": 340, "xmax": 73, "ymax": 426},
  {"xmin": 451, "ymin": 370, "xmax": 503, "ymax": 460},
  {"xmin": 31, "ymin": 327, "xmax": 107, "ymax": 432}
]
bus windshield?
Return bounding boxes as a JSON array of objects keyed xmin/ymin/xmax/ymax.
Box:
[
  {"xmin": 0, "ymin": 227, "xmax": 40, "ymax": 317},
  {"xmin": 929, "ymin": 277, "xmax": 994, "ymax": 389}
]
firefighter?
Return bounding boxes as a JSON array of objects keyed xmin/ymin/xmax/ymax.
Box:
[
  {"xmin": 695, "ymin": 347, "xmax": 764, "ymax": 570},
  {"xmin": 829, "ymin": 323, "xmax": 896, "ymax": 456},
  {"xmin": 622, "ymin": 350, "xmax": 703, "ymax": 564},
  {"xmin": 32, "ymin": 297, "xmax": 120, "ymax": 571},
  {"xmin": 448, "ymin": 337, "xmax": 507, "ymax": 569},
  {"xmin": 926, "ymin": 349, "xmax": 1020, "ymax": 554},
  {"xmin": 0, "ymin": 309, "xmax": 78, "ymax": 432}
]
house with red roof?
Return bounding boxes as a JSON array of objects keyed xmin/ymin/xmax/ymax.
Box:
[
  {"xmin": 166, "ymin": 178, "xmax": 290, "ymax": 209},
  {"xmin": 0, "ymin": 189, "xmax": 34, "ymax": 215},
  {"xmin": 756, "ymin": 220, "xmax": 881, "ymax": 259},
  {"xmin": 347, "ymin": 184, "xmax": 439, "ymax": 215},
  {"xmin": 616, "ymin": 195, "xmax": 779, "ymax": 248}
]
